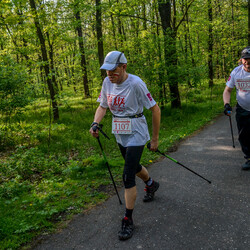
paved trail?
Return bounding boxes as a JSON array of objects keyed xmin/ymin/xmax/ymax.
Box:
[{"xmin": 33, "ymin": 113, "xmax": 250, "ymax": 250}]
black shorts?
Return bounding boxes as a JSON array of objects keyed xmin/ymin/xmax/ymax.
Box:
[
  {"xmin": 236, "ymin": 103, "xmax": 250, "ymax": 158},
  {"xmin": 118, "ymin": 144, "xmax": 144, "ymax": 188}
]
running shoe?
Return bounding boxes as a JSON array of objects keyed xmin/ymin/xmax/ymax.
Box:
[
  {"xmin": 118, "ymin": 217, "xmax": 134, "ymax": 240},
  {"xmin": 242, "ymin": 159, "xmax": 250, "ymax": 170},
  {"xmin": 143, "ymin": 181, "xmax": 159, "ymax": 202}
]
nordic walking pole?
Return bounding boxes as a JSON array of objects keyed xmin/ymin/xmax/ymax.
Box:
[
  {"xmin": 93, "ymin": 125, "xmax": 122, "ymax": 205},
  {"xmin": 228, "ymin": 114, "xmax": 235, "ymax": 148},
  {"xmin": 147, "ymin": 143, "xmax": 211, "ymax": 184}
]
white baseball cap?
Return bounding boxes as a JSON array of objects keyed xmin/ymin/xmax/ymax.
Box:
[{"xmin": 100, "ymin": 51, "xmax": 127, "ymax": 70}]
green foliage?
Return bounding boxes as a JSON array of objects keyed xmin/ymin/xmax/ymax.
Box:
[
  {"xmin": 0, "ymin": 80, "xmax": 233, "ymax": 249},
  {"xmin": 0, "ymin": 0, "xmax": 242, "ymax": 248},
  {"xmin": 0, "ymin": 55, "xmax": 31, "ymax": 116},
  {"xmin": 0, "ymin": 54, "xmax": 34, "ymax": 151},
  {"xmin": 1, "ymin": 0, "xmax": 244, "ymax": 104}
]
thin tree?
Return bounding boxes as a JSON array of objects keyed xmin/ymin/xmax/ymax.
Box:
[
  {"xmin": 108, "ymin": 0, "xmax": 118, "ymax": 49},
  {"xmin": 73, "ymin": 0, "xmax": 90, "ymax": 97},
  {"xmin": 96, "ymin": 0, "xmax": 106, "ymax": 81},
  {"xmin": 29, "ymin": 0, "xmax": 59, "ymax": 121},
  {"xmin": 208, "ymin": 0, "xmax": 213, "ymax": 88},
  {"xmin": 158, "ymin": 0, "xmax": 180, "ymax": 108},
  {"xmin": 248, "ymin": 0, "xmax": 250, "ymax": 44},
  {"xmin": 158, "ymin": 0, "xmax": 195, "ymax": 108}
]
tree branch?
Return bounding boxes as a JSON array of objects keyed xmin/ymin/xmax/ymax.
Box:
[
  {"xmin": 112, "ymin": 13, "xmax": 162, "ymax": 27},
  {"xmin": 175, "ymin": 0, "xmax": 195, "ymax": 31}
]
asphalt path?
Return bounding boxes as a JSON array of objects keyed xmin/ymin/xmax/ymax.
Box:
[{"xmin": 33, "ymin": 113, "xmax": 250, "ymax": 250}]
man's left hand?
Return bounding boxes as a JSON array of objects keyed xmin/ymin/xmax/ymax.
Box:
[{"xmin": 149, "ymin": 140, "xmax": 158, "ymax": 151}]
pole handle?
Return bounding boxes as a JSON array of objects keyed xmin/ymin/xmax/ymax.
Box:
[
  {"xmin": 92, "ymin": 124, "xmax": 110, "ymax": 140},
  {"xmin": 147, "ymin": 142, "xmax": 160, "ymax": 152}
]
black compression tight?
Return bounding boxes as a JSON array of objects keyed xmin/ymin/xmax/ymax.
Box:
[
  {"xmin": 118, "ymin": 144, "xmax": 145, "ymax": 189},
  {"xmin": 236, "ymin": 104, "xmax": 250, "ymax": 158}
]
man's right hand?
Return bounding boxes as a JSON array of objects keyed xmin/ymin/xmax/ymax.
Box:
[
  {"xmin": 89, "ymin": 122, "xmax": 99, "ymax": 137},
  {"xmin": 224, "ymin": 103, "xmax": 232, "ymax": 116}
]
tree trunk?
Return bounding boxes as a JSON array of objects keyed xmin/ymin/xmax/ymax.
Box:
[
  {"xmin": 155, "ymin": 0, "xmax": 165, "ymax": 108},
  {"xmin": 248, "ymin": 0, "xmax": 250, "ymax": 44},
  {"xmin": 74, "ymin": 0, "xmax": 90, "ymax": 97},
  {"xmin": 142, "ymin": 3, "xmax": 147, "ymax": 30},
  {"xmin": 208, "ymin": 0, "xmax": 214, "ymax": 88},
  {"xmin": 29, "ymin": 0, "xmax": 59, "ymax": 121},
  {"xmin": 116, "ymin": 0, "xmax": 125, "ymax": 47},
  {"xmin": 96, "ymin": 0, "xmax": 106, "ymax": 81},
  {"xmin": 46, "ymin": 32, "xmax": 59, "ymax": 93},
  {"xmin": 158, "ymin": 0, "xmax": 181, "ymax": 109},
  {"xmin": 108, "ymin": 0, "xmax": 118, "ymax": 49}
]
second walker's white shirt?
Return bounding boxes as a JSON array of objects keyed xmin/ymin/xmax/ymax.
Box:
[
  {"xmin": 226, "ymin": 64, "xmax": 250, "ymax": 111},
  {"xmin": 97, "ymin": 74, "xmax": 156, "ymax": 147}
]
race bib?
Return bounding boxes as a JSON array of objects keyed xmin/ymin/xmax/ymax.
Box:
[
  {"xmin": 236, "ymin": 79, "xmax": 250, "ymax": 91},
  {"xmin": 112, "ymin": 117, "xmax": 132, "ymax": 134}
]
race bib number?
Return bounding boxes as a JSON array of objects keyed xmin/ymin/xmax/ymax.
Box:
[{"xmin": 112, "ymin": 118, "xmax": 132, "ymax": 134}]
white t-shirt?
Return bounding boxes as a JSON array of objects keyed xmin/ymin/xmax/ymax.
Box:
[
  {"xmin": 97, "ymin": 74, "xmax": 156, "ymax": 146},
  {"xmin": 226, "ymin": 65, "xmax": 250, "ymax": 111}
]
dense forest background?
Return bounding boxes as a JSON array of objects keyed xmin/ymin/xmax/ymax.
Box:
[
  {"xmin": 0, "ymin": 0, "xmax": 248, "ymax": 123},
  {"xmin": 0, "ymin": 0, "xmax": 248, "ymax": 248}
]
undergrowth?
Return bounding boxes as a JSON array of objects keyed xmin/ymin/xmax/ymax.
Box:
[{"xmin": 0, "ymin": 80, "xmax": 236, "ymax": 249}]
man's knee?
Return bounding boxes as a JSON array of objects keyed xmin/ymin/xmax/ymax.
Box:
[
  {"xmin": 123, "ymin": 173, "xmax": 136, "ymax": 189},
  {"xmin": 136, "ymin": 164, "xmax": 142, "ymax": 174}
]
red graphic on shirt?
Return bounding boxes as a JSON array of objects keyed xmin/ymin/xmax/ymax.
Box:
[
  {"xmin": 113, "ymin": 96, "xmax": 125, "ymax": 107},
  {"xmin": 227, "ymin": 76, "xmax": 231, "ymax": 82},
  {"xmin": 107, "ymin": 94, "xmax": 126, "ymax": 112},
  {"xmin": 98, "ymin": 91, "xmax": 102, "ymax": 99},
  {"xmin": 147, "ymin": 93, "xmax": 153, "ymax": 101},
  {"xmin": 107, "ymin": 95, "xmax": 113, "ymax": 103}
]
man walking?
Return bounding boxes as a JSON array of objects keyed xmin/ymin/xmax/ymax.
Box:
[
  {"xmin": 89, "ymin": 51, "xmax": 161, "ymax": 240},
  {"xmin": 223, "ymin": 46, "xmax": 250, "ymax": 170}
]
